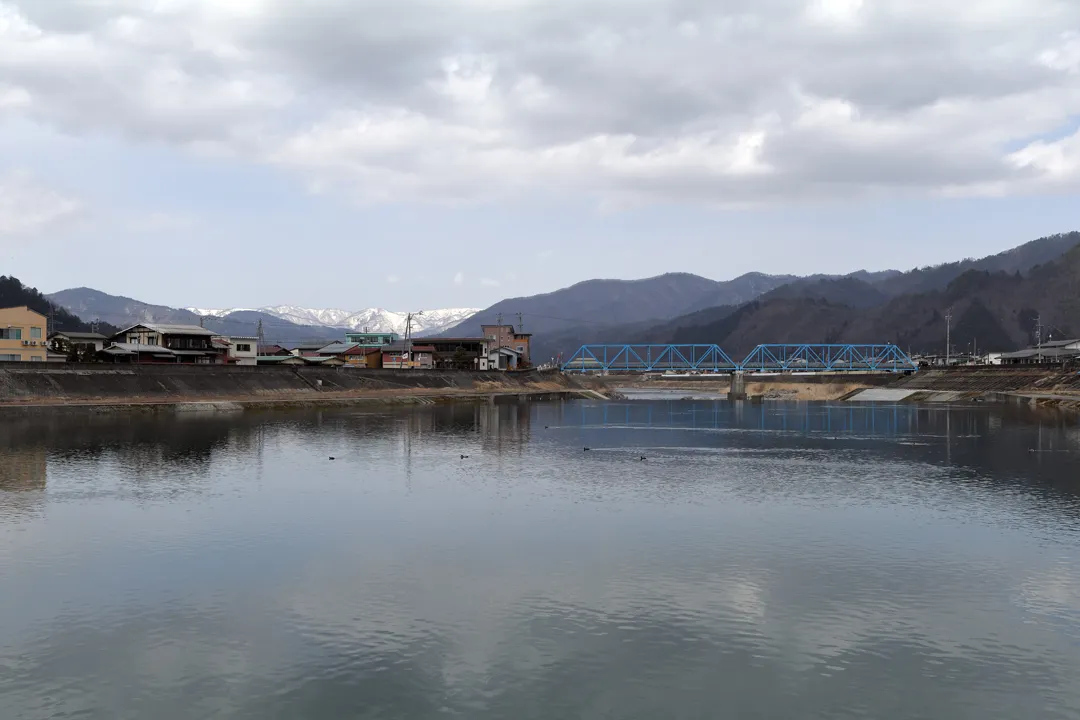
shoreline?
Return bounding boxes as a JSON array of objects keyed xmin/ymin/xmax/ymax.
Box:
[{"xmin": 0, "ymin": 387, "xmax": 589, "ymax": 416}]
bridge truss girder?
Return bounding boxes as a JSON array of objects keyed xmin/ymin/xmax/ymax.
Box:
[{"xmin": 561, "ymin": 343, "xmax": 917, "ymax": 373}]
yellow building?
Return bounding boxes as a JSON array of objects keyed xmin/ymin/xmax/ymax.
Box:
[{"xmin": 0, "ymin": 306, "xmax": 48, "ymax": 362}]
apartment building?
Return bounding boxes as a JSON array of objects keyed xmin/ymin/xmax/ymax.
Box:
[{"xmin": 0, "ymin": 306, "xmax": 48, "ymax": 362}]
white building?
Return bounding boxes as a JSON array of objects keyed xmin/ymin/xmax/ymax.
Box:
[{"xmin": 225, "ymin": 336, "xmax": 258, "ymax": 366}]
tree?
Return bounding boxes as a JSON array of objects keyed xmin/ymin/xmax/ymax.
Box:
[{"xmin": 451, "ymin": 347, "xmax": 472, "ymax": 370}]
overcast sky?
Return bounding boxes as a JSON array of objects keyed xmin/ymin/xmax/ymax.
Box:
[{"xmin": 1, "ymin": 0, "xmax": 1078, "ymax": 311}]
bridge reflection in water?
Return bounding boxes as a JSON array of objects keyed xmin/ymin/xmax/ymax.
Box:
[{"xmin": 557, "ymin": 400, "xmax": 968, "ymax": 438}]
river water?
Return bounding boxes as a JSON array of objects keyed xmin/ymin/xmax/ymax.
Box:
[{"xmin": 2, "ymin": 399, "xmax": 1080, "ymax": 719}]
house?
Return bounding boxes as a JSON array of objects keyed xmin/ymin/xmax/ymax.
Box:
[
  {"xmin": 258, "ymin": 344, "xmax": 292, "ymax": 357},
  {"xmin": 481, "ymin": 324, "xmax": 532, "ymax": 366},
  {"xmin": 382, "ymin": 342, "xmax": 435, "ymax": 369},
  {"xmin": 424, "ymin": 337, "xmax": 490, "ymax": 370},
  {"xmin": 344, "ymin": 345, "xmax": 382, "ymax": 368},
  {"xmin": 291, "ymin": 342, "xmax": 332, "ymax": 357},
  {"xmin": 109, "ymin": 323, "xmax": 226, "ymax": 363},
  {"xmin": 344, "ymin": 331, "xmax": 399, "ymax": 347},
  {"xmin": 99, "ymin": 342, "xmax": 179, "ymax": 363},
  {"xmin": 312, "ymin": 342, "xmax": 382, "ymax": 368},
  {"xmin": 999, "ymin": 344, "xmax": 1080, "ymax": 365},
  {"xmin": 487, "ymin": 346, "xmax": 522, "ymax": 371},
  {"xmin": 48, "ymin": 330, "xmax": 108, "ymax": 361},
  {"xmin": 219, "ymin": 335, "xmax": 258, "ymax": 366},
  {"xmin": 0, "ymin": 306, "xmax": 48, "ymax": 362}
]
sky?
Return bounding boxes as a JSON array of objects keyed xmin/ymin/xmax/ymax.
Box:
[{"xmin": 1, "ymin": 0, "xmax": 1079, "ymax": 311}]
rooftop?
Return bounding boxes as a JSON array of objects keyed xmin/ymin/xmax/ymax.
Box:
[
  {"xmin": 117, "ymin": 323, "xmax": 217, "ymax": 337},
  {"xmin": 999, "ymin": 347, "xmax": 1080, "ymax": 360},
  {"xmin": 50, "ymin": 331, "xmax": 107, "ymax": 341},
  {"xmin": 315, "ymin": 342, "xmax": 360, "ymax": 355},
  {"xmin": 103, "ymin": 343, "xmax": 174, "ymax": 355}
]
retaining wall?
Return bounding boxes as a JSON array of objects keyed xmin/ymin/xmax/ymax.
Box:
[{"xmin": 0, "ymin": 364, "xmax": 567, "ymax": 405}]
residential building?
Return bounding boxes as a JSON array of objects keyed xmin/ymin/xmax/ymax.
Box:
[
  {"xmin": 0, "ymin": 306, "xmax": 48, "ymax": 362},
  {"xmin": 48, "ymin": 331, "xmax": 108, "ymax": 361},
  {"xmin": 382, "ymin": 342, "xmax": 434, "ymax": 369},
  {"xmin": 343, "ymin": 346, "xmax": 382, "ymax": 368},
  {"xmin": 344, "ymin": 331, "xmax": 399, "ymax": 347},
  {"xmin": 481, "ymin": 324, "xmax": 532, "ymax": 366},
  {"xmin": 109, "ymin": 323, "xmax": 225, "ymax": 363},
  {"xmin": 999, "ymin": 342, "xmax": 1080, "ymax": 365},
  {"xmin": 487, "ymin": 346, "xmax": 522, "ymax": 370},
  {"xmin": 99, "ymin": 343, "xmax": 179, "ymax": 363},
  {"xmin": 291, "ymin": 342, "xmax": 331, "ymax": 357},
  {"xmin": 424, "ymin": 337, "xmax": 490, "ymax": 370},
  {"xmin": 258, "ymin": 344, "xmax": 292, "ymax": 357},
  {"xmin": 221, "ymin": 335, "xmax": 258, "ymax": 366}
]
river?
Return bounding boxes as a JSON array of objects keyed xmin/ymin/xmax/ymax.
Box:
[{"xmin": 2, "ymin": 399, "xmax": 1080, "ymax": 719}]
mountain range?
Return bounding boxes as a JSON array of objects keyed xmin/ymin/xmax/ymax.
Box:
[
  {"xmin": 441, "ymin": 231, "xmax": 1080, "ymax": 361},
  {"xmin": 184, "ymin": 306, "xmax": 478, "ymax": 336},
  {"xmin": 47, "ymin": 287, "xmax": 477, "ymax": 345},
  {"xmin": 31, "ymin": 230, "xmax": 1080, "ymax": 360}
]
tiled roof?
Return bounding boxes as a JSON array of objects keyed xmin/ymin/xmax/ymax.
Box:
[{"xmin": 116, "ymin": 323, "xmax": 216, "ymax": 337}]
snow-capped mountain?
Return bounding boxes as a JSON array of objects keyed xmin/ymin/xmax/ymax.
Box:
[{"xmin": 184, "ymin": 306, "xmax": 480, "ymax": 336}]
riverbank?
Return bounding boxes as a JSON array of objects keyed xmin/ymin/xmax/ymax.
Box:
[
  {"xmin": 0, "ymin": 364, "xmax": 589, "ymax": 414},
  {"xmin": 580, "ymin": 367, "xmax": 1080, "ymax": 408}
]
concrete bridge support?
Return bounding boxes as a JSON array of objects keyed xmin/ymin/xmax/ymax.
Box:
[{"xmin": 729, "ymin": 372, "xmax": 747, "ymax": 401}]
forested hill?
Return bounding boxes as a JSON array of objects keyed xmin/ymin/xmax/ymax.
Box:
[{"xmin": 0, "ymin": 275, "xmax": 116, "ymax": 335}]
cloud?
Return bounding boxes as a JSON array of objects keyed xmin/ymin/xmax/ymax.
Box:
[
  {"xmin": 480, "ymin": 278, "xmax": 501, "ymax": 287},
  {"xmin": 0, "ymin": 172, "xmax": 82, "ymax": 236},
  {"xmin": 453, "ymin": 271, "xmax": 464, "ymax": 285},
  {"xmin": 2, "ymin": 0, "xmax": 1080, "ymax": 204}
]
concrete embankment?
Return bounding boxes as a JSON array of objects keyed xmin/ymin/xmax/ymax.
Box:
[
  {"xmin": 0, "ymin": 364, "xmax": 586, "ymax": 414},
  {"xmin": 582, "ymin": 372, "xmax": 896, "ymax": 401},
  {"xmin": 579, "ymin": 368, "xmax": 1080, "ymax": 410},
  {"xmin": 864, "ymin": 366, "xmax": 1080, "ymax": 411}
]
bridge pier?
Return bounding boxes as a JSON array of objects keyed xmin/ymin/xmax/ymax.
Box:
[{"xmin": 729, "ymin": 371, "xmax": 747, "ymax": 401}]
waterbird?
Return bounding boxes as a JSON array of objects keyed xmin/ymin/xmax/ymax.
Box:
[
  {"xmin": 329, "ymin": 456, "xmax": 336, "ymax": 460},
  {"xmin": 583, "ymin": 447, "xmax": 591, "ymax": 451},
  {"xmin": 460, "ymin": 454, "xmax": 469, "ymax": 459},
  {"xmin": 639, "ymin": 456, "xmax": 647, "ymax": 461}
]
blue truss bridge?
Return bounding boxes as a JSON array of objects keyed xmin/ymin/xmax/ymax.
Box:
[{"xmin": 561, "ymin": 344, "xmax": 917, "ymax": 373}]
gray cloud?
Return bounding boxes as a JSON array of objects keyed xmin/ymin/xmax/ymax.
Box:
[{"xmin": 1, "ymin": 0, "xmax": 1078, "ymax": 204}]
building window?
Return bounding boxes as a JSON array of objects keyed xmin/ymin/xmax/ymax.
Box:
[
  {"xmin": 236, "ymin": 344, "xmax": 251, "ymax": 352},
  {"xmin": 0, "ymin": 354, "xmax": 19, "ymax": 361},
  {"xmin": 30, "ymin": 355, "xmax": 43, "ymax": 362},
  {"xmin": 517, "ymin": 345, "xmax": 525, "ymax": 353},
  {"xmin": 30, "ymin": 327, "xmax": 42, "ymax": 339},
  {"xmin": 128, "ymin": 336, "xmax": 139, "ymax": 344},
  {"xmin": 146, "ymin": 335, "xmax": 157, "ymax": 345},
  {"xmin": 1, "ymin": 328, "xmax": 22, "ymax": 340}
]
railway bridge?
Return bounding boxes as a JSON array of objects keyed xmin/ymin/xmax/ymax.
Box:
[{"xmin": 560, "ymin": 344, "xmax": 917, "ymax": 374}]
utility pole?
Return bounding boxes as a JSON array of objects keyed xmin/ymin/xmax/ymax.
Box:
[
  {"xmin": 517, "ymin": 312, "xmax": 523, "ymax": 333},
  {"xmin": 944, "ymin": 307, "xmax": 952, "ymax": 366},
  {"xmin": 257, "ymin": 319, "xmax": 264, "ymax": 348},
  {"xmin": 1035, "ymin": 315, "xmax": 1043, "ymax": 364},
  {"xmin": 199, "ymin": 315, "xmax": 205, "ymax": 329},
  {"xmin": 47, "ymin": 304, "xmax": 55, "ymax": 337}
]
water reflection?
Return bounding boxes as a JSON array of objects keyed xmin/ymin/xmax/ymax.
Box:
[{"xmin": 1, "ymin": 400, "xmax": 1080, "ymax": 719}]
